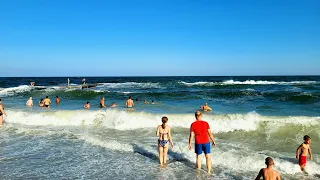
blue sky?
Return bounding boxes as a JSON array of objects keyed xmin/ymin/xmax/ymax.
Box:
[{"xmin": 0, "ymin": 0, "xmax": 319, "ymax": 76}]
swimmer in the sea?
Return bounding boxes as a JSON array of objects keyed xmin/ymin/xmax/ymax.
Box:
[
  {"xmin": 39, "ymin": 98, "xmax": 44, "ymax": 107},
  {"xmin": 0, "ymin": 99, "xmax": 8, "ymax": 125},
  {"xmin": 126, "ymin": 96, "xmax": 134, "ymax": 108},
  {"xmin": 26, "ymin": 97, "xmax": 33, "ymax": 107},
  {"xmin": 100, "ymin": 97, "xmax": 106, "ymax": 108},
  {"xmin": 110, "ymin": 102, "xmax": 117, "ymax": 108},
  {"xmin": 255, "ymin": 157, "xmax": 281, "ymax": 180},
  {"xmin": 84, "ymin": 101, "xmax": 90, "ymax": 109},
  {"xmin": 56, "ymin": 96, "xmax": 61, "ymax": 103},
  {"xmin": 43, "ymin": 96, "xmax": 51, "ymax": 108},
  {"xmin": 200, "ymin": 102, "xmax": 212, "ymax": 111}
]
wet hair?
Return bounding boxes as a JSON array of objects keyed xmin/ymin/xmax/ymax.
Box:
[
  {"xmin": 162, "ymin": 116, "xmax": 168, "ymax": 124},
  {"xmin": 152, "ymin": 100, "xmax": 154, "ymax": 102},
  {"xmin": 195, "ymin": 111, "xmax": 202, "ymax": 118},
  {"xmin": 304, "ymin": 135, "xmax": 311, "ymax": 140},
  {"xmin": 56, "ymin": 96, "xmax": 59, "ymax": 98},
  {"xmin": 265, "ymin": 157, "xmax": 274, "ymax": 166},
  {"xmin": 129, "ymin": 96, "xmax": 132, "ymax": 99},
  {"xmin": 87, "ymin": 101, "xmax": 90, "ymax": 104},
  {"xmin": 0, "ymin": 99, "xmax": 1, "ymax": 101},
  {"xmin": 46, "ymin": 96, "xmax": 49, "ymax": 98}
]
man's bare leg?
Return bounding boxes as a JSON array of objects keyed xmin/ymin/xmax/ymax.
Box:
[
  {"xmin": 196, "ymin": 154, "xmax": 202, "ymax": 169},
  {"xmin": 205, "ymin": 153, "xmax": 212, "ymax": 173}
]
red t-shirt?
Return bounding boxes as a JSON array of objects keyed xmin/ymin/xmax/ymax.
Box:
[{"xmin": 190, "ymin": 120, "xmax": 210, "ymax": 144}]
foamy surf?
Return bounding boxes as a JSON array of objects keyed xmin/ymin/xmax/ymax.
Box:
[{"xmin": 4, "ymin": 110, "xmax": 320, "ymax": 133}]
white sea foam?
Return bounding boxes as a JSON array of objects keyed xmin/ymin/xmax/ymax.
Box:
[
  {"xmin": 76, "ymin": 134, "xmax": 320, "ymax": 176},
  {"xmin": 0, "ymin": 85, "xmax": 32, "ymax": 97},
  {"xmin": 99, "ymin": 82, "xmax": 162, "ymax": 89},
  {"xmin": 4, "ymin": 110, "xmax": 320, "ymax": 133},
  {"xmin": 179, "ymin": 80, "xmax": 317, "ymax": 86}
]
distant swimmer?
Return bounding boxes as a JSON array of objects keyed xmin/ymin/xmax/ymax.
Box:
[
  {"xmin": 144, "ymin": 100, "xmax": 149, "ymax": 104},
  {"xmin": 296, "ymin": 135, "xmax": 312, "ymax": 172},
  {"xmin": 100, "ymin": 97, "xmax": 106, "ymax": 108},
  {"xmin": 39, "ymin": 98, "xmax": 44, "ymax": 107},
  {"xmin": 30, "ymin": 82, "xmax": 35, "ymax": 86},
  {"xmin": 200, "ymin": 102, "xmax": 212, "ymax": 111},
  {"xmin": 67, "ymin": 78, "xmax": 70, "ymax": 86},
  {"xmin": 189, "ymin": 111, "xmax": 216, "ymax": 173},
  {"xmin": 43, "ymin": 96, "xmax": 51, "ymax": 108},
  {"xmin": 126, "ymin": 96, "xmax": 134, "ymax": 108},
  {"xmin": 151, "ymin": 100, "xmax": 155, "ymax": 104},
  {"xmin": 56, "ymin": 96, "xmax": 61, "ymax": 103},
  {"xmin": 82, "ymin": 78, "xmax": 86, "ymax": 85},
  {"xmin": 110, "ymin": 102, "xmax": 117, "ymax": 108},
  {"xmin": 26, "ymin": 97, "xmax": 33, "ymax": 107},
  {"xmin": 0, "ymin": 99, "xmax": 8, "ymax": 125},
  {"xmin": 156, "ymin": 116, "xmax": 173, "ymax": 166},
  {"xmin": 255, "ymin": 157, "xmax": 281, "ymax": 180},
  {"xmin": 84, "ymin": 101, "xmax": 90, "ymax": 109}
]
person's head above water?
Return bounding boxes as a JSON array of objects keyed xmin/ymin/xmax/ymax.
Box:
[
  {"xmin": 129, "ymin": 96, "xmax": 132, "ymax": 99},
  {"xmin": 46, "ymin": 96, "xmax": 49, "ymax": 98},
  {"xmin": 86, "ymin": 101, "xmax": 90, "ymax": 104},
  {"xmin": 265, "ymin": 157, "xmax": 274, "ymax": 166},
  {"xmin": 56, "ymin": 96, "xmax": 59, "ymax": 98}
]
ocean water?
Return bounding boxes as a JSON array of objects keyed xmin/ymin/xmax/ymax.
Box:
[{"xmin": 0, "ymin": 76, "xmax": 319, "ymax": 179}]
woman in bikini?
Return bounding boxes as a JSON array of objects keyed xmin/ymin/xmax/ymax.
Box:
[
  {"xmin": 0, "ymin": 99, "xmax": 8, "ymax": 125},
  {"xmin": 156, "ymin": 116, "xmax": 174, "ymax": 166}
]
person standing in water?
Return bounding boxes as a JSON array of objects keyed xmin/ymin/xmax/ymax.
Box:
[
  {"xmin": 84, "ymin": 102, "xmax": 90, "ymax": 109},
  {"xmin": 255, "ymin": 157, "xmax": 281, "ymax": 180},
  {"xmin": 188, "ymin": 111, "xmax": 216, "ymax": 173},
  {"xmin": 296, "ymin": 135, "xmax": 313, "ymax": 172},
  {"xmin": 126, "ymin": 96, "xmax": 134, "ymax": 108},
  {"xmin": 56, "ymin": 96, "xmax": 61, "ymax": 103},
  {"xmin": 0, "ymin": 99, "xmax": 8, "ymax": 125},
  {"xmin": 156, "ymin": 116, "xmax": 173, "ymax": 166},
  {"xmin": 82, "ymin": 78, "xmax": 86, "ymax": 85},
  {"xmin": 43, "ymin": 96, "xmax": 51, "ymax": 108},
  {"xmin": 100, "ymin": 97, "xmax": 106, "ymax": 108},
  {"xmin": 26, "ymin": 97, "xmax": 33, "ymax": 107},
  {"xmin": 67, "ymin": 78, "xmax": 70, "ymax": 86}
]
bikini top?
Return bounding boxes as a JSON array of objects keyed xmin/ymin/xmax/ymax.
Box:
[{"xmin": 159, "ymin": 125, "xmax": 168, "ymax": 140}]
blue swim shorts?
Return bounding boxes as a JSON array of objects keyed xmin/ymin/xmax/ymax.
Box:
[{"xmin": 195, "ymin": 143, "xmax": 210, "ymax": 155}]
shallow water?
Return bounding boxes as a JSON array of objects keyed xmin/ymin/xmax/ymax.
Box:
[{"xmin": 0, "ymin": 76, "xmax": 319, "ymax": 179}]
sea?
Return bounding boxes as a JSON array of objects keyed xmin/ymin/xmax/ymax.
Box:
[{"xmin": 0, "ymin": 76, "xmax": 319, "ymax": 179}]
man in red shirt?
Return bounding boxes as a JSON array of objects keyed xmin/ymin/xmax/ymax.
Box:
[{"xmin": 189, "ymin": 111, "xmax": 216, "ymax": 173}]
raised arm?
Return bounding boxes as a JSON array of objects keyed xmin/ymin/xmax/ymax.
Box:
[
  {"xmin": 296, "ymin": 144, "xmax": 302, "ymax": 159},
  {"xmin": 309, "ymin": 147, "xmax": 313, "ymax": 160},
  {"xmin": 255, "ymin": 169, "xmax": 263, "ymax": 180},
  {"xmin": 207, "ymin": 129, "xmax": 216, "ymax": 146}
]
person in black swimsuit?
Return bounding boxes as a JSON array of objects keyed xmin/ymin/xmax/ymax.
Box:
[
  {"xmin": 0, "ymin": 99, "xmax": 8, "ymax": 125},
  {"xmin": 156, "ymin": 116, "xmax": 174, "ymax": 166}
]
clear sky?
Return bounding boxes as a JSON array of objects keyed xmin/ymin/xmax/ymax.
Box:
[{"xmin": 0, "ymin": 0, "xmax": 319, "ymax": 76}]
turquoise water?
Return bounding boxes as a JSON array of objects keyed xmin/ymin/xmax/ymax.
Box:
[{"xmin": 0, "ymin": 76, "xmax": 319, "ymax": 179}]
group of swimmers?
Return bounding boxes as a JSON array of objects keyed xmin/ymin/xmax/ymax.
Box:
[
  {"xmin": 158, "ymin": 111, "xmax": 313, "ymax": 179},
  {"xmin": 25, "ymin": 96, "xmax": 60, "ymax": 108}
]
